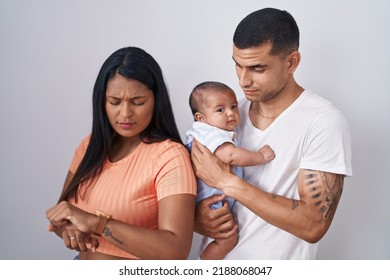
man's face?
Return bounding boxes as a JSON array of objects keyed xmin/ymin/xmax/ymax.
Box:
[{"xmin": 232, "ymin": 42, "xmax": 292, "ymax": 103}]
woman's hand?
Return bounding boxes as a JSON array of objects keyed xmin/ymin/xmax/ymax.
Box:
[
  {"xmin": 48, "ymin": 223, "xmax": 100, "ymax": 252},
  {"xmin": 60, "ymin": 228, "xmax": 89, "ymax": 252},
  {"xmin": 46, "ymin": 201, "xmax": 101, "ymax": 251},
  {"xmin": 46, "ymin": 201, "xmax": 97, "ymax": 233}
]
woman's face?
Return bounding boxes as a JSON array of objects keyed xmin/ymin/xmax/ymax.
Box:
[{"xmin": 105, "ymin": 74, "xmax": 155, "ymax": 141}]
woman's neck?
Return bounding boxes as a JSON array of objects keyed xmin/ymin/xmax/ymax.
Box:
[{"xmin": 109, "ymin": 135, "xmax": 142, "ymax": 162}]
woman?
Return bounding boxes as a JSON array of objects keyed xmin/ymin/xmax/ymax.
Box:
[{"xmin": 46, "ymin": 47, "xmax": 197, "ymax": 260}]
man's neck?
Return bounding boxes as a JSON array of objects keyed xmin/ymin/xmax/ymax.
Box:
[
  {"xmin": 252, "ymin": 83, "xmax": 304, "ymax": 119},
  {"xmin": 248, "ymin": 83, "xmax": 304, "ymax": 130}
]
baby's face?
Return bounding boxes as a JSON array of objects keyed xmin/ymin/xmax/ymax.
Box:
[{"xmin": 197, "ymin": 89, "xmax": 240, "ymax": 131}]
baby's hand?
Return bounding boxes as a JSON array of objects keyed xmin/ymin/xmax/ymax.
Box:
[{"xmin": 258, "ymin": 145, "xmax": 275, "ymax": 163}]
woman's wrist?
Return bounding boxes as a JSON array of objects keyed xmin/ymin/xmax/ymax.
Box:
[{"xmin": 90, "ymin": 210, "xmax": 112, "ymax": 240}]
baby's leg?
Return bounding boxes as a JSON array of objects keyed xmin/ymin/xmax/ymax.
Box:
[{"xmin": 200, "ymin": 233, "xmax": 238, "ymax": 260}]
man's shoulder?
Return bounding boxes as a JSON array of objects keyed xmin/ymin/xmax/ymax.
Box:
[{"xmin": 299, "ymin": 90, "xmax": 345, "ymax": 117}]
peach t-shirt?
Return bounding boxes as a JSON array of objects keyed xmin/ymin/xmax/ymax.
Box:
[{"xmin": 68, "ymin": 135, "xmax": 196, "ymax": 259}]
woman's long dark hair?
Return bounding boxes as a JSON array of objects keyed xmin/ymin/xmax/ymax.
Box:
[{"xmin": 59, "ymin": 47, "xmax": 182, "ymax": 202}]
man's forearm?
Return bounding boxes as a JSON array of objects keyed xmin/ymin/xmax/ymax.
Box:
[{"xmin": 221, "ymin": 174, "xmax": 327, "ymax": 243}]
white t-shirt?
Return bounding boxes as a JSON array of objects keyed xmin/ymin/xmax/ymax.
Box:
[
  {"xmin": 200, "ymin": 90, "xmax": 352, "ymax": 259},
  {"xmin": 185, "ymin": 122, "xmax": 236, "ymax": 153}
]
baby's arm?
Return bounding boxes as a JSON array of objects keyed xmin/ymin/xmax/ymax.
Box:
[{"xmin": 214, "ymin": 142, "xmax": 275, "ymax": 166}]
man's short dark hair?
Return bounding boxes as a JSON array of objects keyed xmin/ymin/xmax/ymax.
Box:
[{"xmin": 233, "ymin": 7, "xmax": 300, "ymax": 56}]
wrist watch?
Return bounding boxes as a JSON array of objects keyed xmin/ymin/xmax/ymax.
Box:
[{"xmin": 90, "ymin": 210, "xmax": 111, "ymax": 240}]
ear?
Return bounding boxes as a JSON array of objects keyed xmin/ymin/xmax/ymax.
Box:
[
  {"xmin": 194, "ymin": 112, "xmax": 205, "ymax": 122},
  {"xmin": 287, "ymin": 51, "xmax": 301, "ymax": 74}
]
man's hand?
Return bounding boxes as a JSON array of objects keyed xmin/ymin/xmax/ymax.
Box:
[
  {"xmin": 191, "ymin": 140, "xmax": 232, "ymax": 188},
  {"xmin": 194, "ymin": 195, "xmax": 237, "ymax": 239}
]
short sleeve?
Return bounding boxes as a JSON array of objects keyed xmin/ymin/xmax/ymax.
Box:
[
  {"xmin": 154, "ymin": 142, "xmax": 197, "ymax": 200},
  {"xmin": 300, "ymin": 110, "xmax": 352, "ymax": 176},
  {"xmin": 186, "ymin": 122, "xmax": 236, "ymax": 153},
  {"xmin": 69, "ymin": 135, "xmax": 91, "ymax": 174}
]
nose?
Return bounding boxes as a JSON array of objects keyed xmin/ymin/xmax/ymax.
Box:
[
  {"xmin": 238, "ymin": 68, "xmax": 252, "ymax": 89},
  {"xmin": 226, "ymin": 108, "xmax": 234, "ymax": 117},
  {"xmin": 120, "ymin": 102, "xmax": 133, "ymax": 118}
]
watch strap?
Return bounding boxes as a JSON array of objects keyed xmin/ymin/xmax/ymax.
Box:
[{"xmin": 91, "ymin": 210, "xmax": 111, "ymax": 240}]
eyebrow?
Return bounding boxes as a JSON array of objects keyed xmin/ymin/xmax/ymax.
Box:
[
  {"xmin": 106, "ymin": 95, "xmax": 147, "ymax": 100},
  {"xmin": 212, "ymin": 101, "xmax": 238, "ymax": 108},
  {"xmin": 232, "ymin": 56, "xmax": 268, "ymax": 69}
]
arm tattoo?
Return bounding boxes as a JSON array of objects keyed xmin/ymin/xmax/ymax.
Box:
[
  {"xmin": 320, "ymin": 172, "xmax": 344, "ymax": 220},
  {"xmin": 103, "ymin": 227, "xmax": 125, "ymax": 245},
  {"xmin": 304, "ymin": 170, "xmax": 344, "ymax": 220}
]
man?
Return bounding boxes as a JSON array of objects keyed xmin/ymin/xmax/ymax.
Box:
[{"xmin": 191, "ymin": 7, "xmax": 352, "ymax": 259}]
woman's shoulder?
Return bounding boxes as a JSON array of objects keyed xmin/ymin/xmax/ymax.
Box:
[
  {"xmin": 75, "ymin": 134, "xmax": 92, "ymax": 151},
  {"xmin": 146, "ymin": 139, "xmax": 186, "ymax": 151},
  {"xmin": 80, "ymin": 134, "xmax": 92, "ymax": 145},
  {"xmin": 142, "ymin": 139, "xmax": 189, "ymax": 158},
  {"xmin": 72, "ymin": 134, "xmax": 91, "ymax": 153}
]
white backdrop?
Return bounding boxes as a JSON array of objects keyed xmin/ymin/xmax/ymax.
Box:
[{"xmin": 0, "ymin": 0, "xmax": 389, "ymax": 260}]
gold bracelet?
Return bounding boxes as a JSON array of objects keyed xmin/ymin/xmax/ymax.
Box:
[{"xmin": 90, "ymin": 210, "xmax": 111, "ymax": 240}]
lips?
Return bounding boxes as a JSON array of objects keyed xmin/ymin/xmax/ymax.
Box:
[
  {"xmin": 243, "ymin": 89, "xmax": 257, "ymax": 96},
  {"xmin": 118, "ymin": 121, "xmax": 135, "ymax": 129}
]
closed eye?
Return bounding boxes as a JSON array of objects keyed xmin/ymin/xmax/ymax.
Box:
[
  {"xmin": 108, "ymin": 98, "xmax": 121, "ymax": 106},
  {"xmin": 253, "ymin": 67, "xmax": 266, "ymax": 73},
  {"xmin": 131, "ymin": 100, "xmax": 145, "ymax": 106}
]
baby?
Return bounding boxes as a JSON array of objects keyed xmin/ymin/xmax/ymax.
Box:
[{"xmin": 186, "ymin": 81, "xmax": 275, "ymax": 259}]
